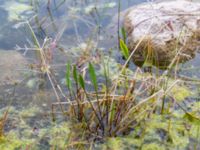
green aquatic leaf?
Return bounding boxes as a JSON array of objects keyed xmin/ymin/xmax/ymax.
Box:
[
  {"xmin": 66, "ymin": 63, "xmax": 72, "ymax": 90},
  {"xmin": 120, "ymin": 39, "xmax": 129, "ymax": 60},
  {"xmin": 79, "ymin": 74, "xmax": 85, "ymax": 90},
  {"xmin": 73, "ymin": 65, "xmax": 78, "ymax": 84},
  {"xmin": 88, "ymin": 63, "xmax": 98, "ymax": 92},
  {"xmin": 121, "ymin": 27, "xmax": 127, "ymax": 42}
]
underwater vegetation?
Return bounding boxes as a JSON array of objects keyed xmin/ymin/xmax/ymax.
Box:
[{"xmin": 0, "ymin": 0, "xmax": 200, "ymax": 150}]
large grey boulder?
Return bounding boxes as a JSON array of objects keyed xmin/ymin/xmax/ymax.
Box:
[{"xmin": 123, "ymin": 0, "xmax": 200, "ymax": 68}]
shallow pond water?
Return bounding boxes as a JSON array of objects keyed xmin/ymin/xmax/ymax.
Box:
[
  {"xmin": 0, "ymin": 0, "xmax": 152, "ymax": 110},
  {"xmin": 0, "ymin": 0, "xmax": 200, "ymax": 149},
  {"xmin": 0, "ymin": 0, "xmax": 143, "ymax": 101}
]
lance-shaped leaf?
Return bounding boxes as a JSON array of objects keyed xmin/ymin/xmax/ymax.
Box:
[
  {"xmin": 73, "ymin": 65, "xmax": 78, "ymax": 84},
  {"xmin": 88, "ymin": 63, "xmax": 98, "ymax": 92},
  {"xmin": 65, "ymin": 63, "xmax": 71, "ymax": 90},
  {"xmin": 79, "ymin": 74, "xmax": 85, "ymax": 90},
  {"xmin": 120, "ymin": 39, "xmax": 129, "ymax": 60},
  {"xmin": 121, "ymin": 27, "xmax": 127, "ymax": 42}
]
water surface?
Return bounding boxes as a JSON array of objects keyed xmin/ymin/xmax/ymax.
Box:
[{"xmin": 0, "ymin": 0, "xmax": 200, "ymax": 149}]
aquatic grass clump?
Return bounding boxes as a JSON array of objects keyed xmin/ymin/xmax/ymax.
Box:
[
  {"xmin": 49, "ymin": 37, "xmax": 196, "ymax": 148},
  {"xmin": 51, "ymin": 62, "xmax": 196, "ymax": 149},
  {"xmin": 51, "ymin": 61, "xmax": 170, "ymax": 141}
]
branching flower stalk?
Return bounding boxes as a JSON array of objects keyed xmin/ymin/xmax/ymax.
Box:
[{"xmin": 26, "ymin": 21, "xmax": 71, "ymax": 116}]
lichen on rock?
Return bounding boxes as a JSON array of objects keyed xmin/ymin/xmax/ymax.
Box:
[{"xmin": 123, "ymin": 0, "xmax": 200, "ymax": 69}]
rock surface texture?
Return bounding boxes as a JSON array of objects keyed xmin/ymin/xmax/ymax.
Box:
[{"xmin": 124, "ymin": 0, "xmax": 200, "ymax": 68}]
